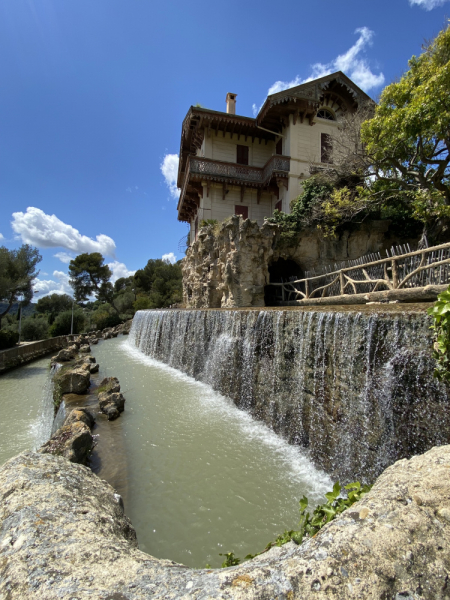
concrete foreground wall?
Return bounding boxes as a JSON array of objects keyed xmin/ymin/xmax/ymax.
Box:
[
  {"xmin": 1, "ymin": 447, "xmax": 450, "ymax": 599},
  {"xmin": 0, "ymin": 335, "xmax": 76, "ymax": 373}
]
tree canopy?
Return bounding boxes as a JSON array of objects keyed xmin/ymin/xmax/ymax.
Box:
[
  {"xmin": 36, "ymin": 293, "xmax": 73, "ymax": 324},
  {"xmin": 0, "ymin": 244, "xmax": 41, "ymax": 328},
  {"xmin": 68, "ymin": 253, "xmax": 119, "ymax": 314}
]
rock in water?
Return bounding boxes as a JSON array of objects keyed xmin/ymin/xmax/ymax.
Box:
[
  {"xmin": 99, "ymin": 376, "xmax": 120, "ymax": 393},
  {"xmin": 52, "ymin": 347, "xmax": 76, "ymax": 362},
  {"xmin": 38, "ymin": 421, "xmax": 93, "ymax": 464},
  {"xmin": 99, "ymin": 391, "xmax": 125, "ymax": 420},
  {"xmin": 55, "ymin": 367, "xmax": 90, "ymax": 395}
]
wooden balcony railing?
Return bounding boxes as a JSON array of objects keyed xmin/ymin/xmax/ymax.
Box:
[{"xmin": 267, "ymin": 242, "xmax": 450, "ymax": 304}]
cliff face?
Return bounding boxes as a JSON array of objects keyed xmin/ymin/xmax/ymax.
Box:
[
  {"xmin": 2, "ymin": 447, "xmax": 450, "ymax": 599},
  {"xmin": 182, "ymin": 217, "xmax": 413, "ymax": 308}
]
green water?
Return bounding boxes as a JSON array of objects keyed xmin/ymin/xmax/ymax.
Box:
[
  {"xmin": 0, "ymin": 355, "xmax": 54, "ymax": 466},
  {"xmin": 93, "ymin": 337, "xmax": 332, "ymax": 568}
]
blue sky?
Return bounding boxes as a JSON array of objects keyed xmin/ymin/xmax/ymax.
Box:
[{"xmin": 0, "ymin": 0, "xmax": 448, "ymax": 297}]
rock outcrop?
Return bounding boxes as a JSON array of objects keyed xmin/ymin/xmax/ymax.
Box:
[
  {"xmin": 2, "ymin": 445, "xmax": 450, "ymax": 599},
  {"xmin": 97, "ymin": 377, "xmax": 125, "ymax": 420},
  {"xmin": 182, "ymin": 217, "xmax": 418, "ymax": 308},
  {"xmin": 54, "ymin": 366, "xmax": 91, "ymax": 395}
]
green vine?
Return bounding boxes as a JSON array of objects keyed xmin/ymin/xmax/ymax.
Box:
[
  {"xmin": 428, "ymin": 286, "xmax": 450, "ymax": 382},
  {"xmin": 218, "ymin": 480, "xmax": 371, "ymax": 568}
]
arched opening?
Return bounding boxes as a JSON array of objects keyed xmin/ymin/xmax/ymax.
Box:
[{"xmin": 264, "ymin": 258, "xmax": 303, "ymax": 306}]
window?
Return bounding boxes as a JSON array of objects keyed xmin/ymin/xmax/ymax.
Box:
[
  {"xmin": 317, "ymin": 109, "xmax": 335, "ymax": 121},
  {"xmin": 235, "ymin": 205, "xmax": 248, "ymax": 219},
  {"xmin": 275, "ymin": 200, "xmax": 282, "ymax": 212},
  {"xmin": 236, "ymin": 145, "xmax": 249, "ymax": 165},
  {"xmin": 276, "ymin": 139, "xmax": 282, "ymax": 155},
  {"xmin": 321, "ymin": 133, "xmax": 333, "ymax": 164}
]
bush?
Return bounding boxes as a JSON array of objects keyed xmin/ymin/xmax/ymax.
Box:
[
  {"xmin": 21, "ymin": 316, "xmax": 49, "ymax": 341},
  {"xmin": 49, "ymin": 310, "xmax": 85, "ymax": 337},
  {"xmin": 91, "ymin": 305, "xmax": 121, "ymax": 330},
  {"xmin": 0, "ymin": 329, "xmax": 19, "ymax": 350},
  {"xmin": 133, "ymin": 296, "xmax": 152, "ymax": 311}
]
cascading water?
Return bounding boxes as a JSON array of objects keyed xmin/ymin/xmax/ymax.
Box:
[{"xmin": 129, "ymin": 307, "xmax": 450, "ymax": 483}]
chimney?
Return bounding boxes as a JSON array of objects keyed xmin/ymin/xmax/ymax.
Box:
[{"xmin": 226, "ymin": 93, "xmax": 237, "ymax": 115}]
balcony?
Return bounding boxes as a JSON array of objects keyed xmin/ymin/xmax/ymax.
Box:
[{"xmin": 186, "ymin": 154, "xmax": 290, "ymax": 188}]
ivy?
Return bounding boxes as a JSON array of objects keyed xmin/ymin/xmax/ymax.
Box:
[
  {"xmin": 219, "ymin": 480, "xmax": 372, "ymax": 568},
  {"xmin": 428, "ymin": 286, "xmax": 450, "ymax": 382}
]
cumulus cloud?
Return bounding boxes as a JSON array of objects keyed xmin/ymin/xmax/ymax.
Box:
[
  {"xmin": 34, "ymin": 270, "xmax": 73, "ymax": 298},
  {"xmin": 161, "ymin": 154, "xmax": 180, "ymax": 199},
  {"xmin": 409, "ymin": 0, "xmax": 449, "ymax": 8},
  {"xmin": 54, "ymin": 252, "xmax": 74, "ymax": 264},
  {"xmin": 253, "ymin": 27, "xmax": 384, "ymax": 116},
  {"xmin": 11, "ymin": 207, "xmax": 116, "ymax": 257},
  {"xmin": 0, "ymin": 233, "xmax": 4, "ymax": 241},
  {"xmin": 107, "ymin": 261, "xmax": 136, "ymax": 283},
  {"xmin": 162, "ymin": 252, "xmax": 177, "ymax": 264}
]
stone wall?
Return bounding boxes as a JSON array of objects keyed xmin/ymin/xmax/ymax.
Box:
[
  {"xmin": 0, "ymin": 335, "xmax": 76, "ymax": 373},
  {"xmin": 182, "ymin": 217, "xmax": 417, "ymax": 308},
  {"xmin": 2, "ymin": 446, "xmax": 450, "ymax": 599}
]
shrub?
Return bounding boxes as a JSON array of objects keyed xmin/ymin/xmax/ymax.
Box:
[
  {"xmin": 91, "ymin": 305, "xmax": 122, "ymax": 330},
  {"xmin": 133, "ymin": 296, "xmax": 152, "ymax": 311},
  {"xmin": 0, "ymin": 329, "xmax": 19, "ymax": 350},
  {"xmin": 21, "ymin": 316, "xmax": 49, "ymax": 341},
  {"xmin": 49, "ymin": 310, "xmax": 85, "ymax": 337}
]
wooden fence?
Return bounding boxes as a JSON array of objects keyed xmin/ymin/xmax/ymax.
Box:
[{"xmin": 267, "ymin": 242, "xmax": 450, "ymax": 304}]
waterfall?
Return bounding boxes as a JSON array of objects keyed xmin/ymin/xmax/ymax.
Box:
[
  {"xmin": 129, "ymin": 309, "xmax": 449, "ymax": 483},
  {"xmin": 31, "ymin": 363, "xmax": 61, "ymax": 449}
]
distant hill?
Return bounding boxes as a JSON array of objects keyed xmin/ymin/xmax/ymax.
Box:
[{"xmin": 0, "ymin": 302, "xmax": 37, "ymax": 317}]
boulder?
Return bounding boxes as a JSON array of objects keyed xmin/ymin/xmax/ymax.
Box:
[
  {"xmin": 89, "ymin": 337, "xmax": 99, "ymax": 345},
  {"xmin": 38, "ymin": 421, "xmax": 93, "ymax": 464},
  {"xmin": 99, "ymin": 391, "xmax": 125, "ymax": 421},
  {"xmin": 79, "ymin": 344, "xmax": 91, "ymax": 353},
  {"xmin": 52, "ymin": 348, "xmax": 76, "ymax": 362},
  {"xmin": 63, "ymin": 407, "xmax": 95, "ymax": 428},
  {"xmin": 55, "ymin": 367, "xmax": 90, "ymax": 395},
  {"xmin": 89, "ymin": 363, "xmax": 99, "ymax": 374},
  {"xmin": 99, "ymin": 376, "xmax": 120, "ymax": 393}
]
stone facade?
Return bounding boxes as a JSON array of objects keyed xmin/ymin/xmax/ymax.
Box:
[{"xmin": 182, "ymin": 216, "xmax": 416, "ymax": 308}]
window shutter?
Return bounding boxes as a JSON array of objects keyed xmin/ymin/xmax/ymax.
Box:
[
  {"xmin": 275, "ymin": 200, "xmax": 282, "ymax": 212},
  {"xmin": 236, "ymin": 145, "xmax": 249, "ymax": 165},
  {"xmin": 235, "ymin": 205, "xmax": 248, "ymax": 219}
]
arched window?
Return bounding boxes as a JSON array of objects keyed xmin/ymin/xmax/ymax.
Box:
[{"xmin": 317, "ymin": 108, "xmax": 335, "ymax": 121}]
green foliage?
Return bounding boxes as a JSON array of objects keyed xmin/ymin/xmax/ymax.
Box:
[
  {"xmin": 428, "ymin": 286, "xmax": 450, "ymax": 381},
  {"xmin": 0, "ymin": 244, "xmax": 42, "ymax": 327},
  {"xmin": 361, "ymin": 24, "xmax": 450, "ymax": 206},
  {"xmin": 133, "ymin": 295, "xmax": 152, "ymax": 311},
  {"xmin": 20, "ymin": 316, "xmax": 49, "ymax": 341},
  {"xmin": 219, "ymin": 552, "xmax": 240, "ymax": 568},
  {"xmin": 134, "ymin": 259, "xmax": 182, "ymax": 308},
  {"xmin": 36, "ymin": 293, "xmax": 73, "ymax": 325},
  {"xmin": 49, "ymin": 309, "xmax": 85, "ymax": 337},
  {"xmin": 220, "ymin": 480, "xmax": 372, "ymax": 567},
  {"xmin": 0, "ymin": 329, "xmax": 19, "ymax": 350},
  {"xmin": 91, "ymin": 304, "xmax": 122, "ymax": 330},
  {"xmin": 199, "ymin": 219, "xmax": 218, "ymax": 228},
  {"xmin": 68, "ymin": 252, "xmax": 117, "ymax": 308}
]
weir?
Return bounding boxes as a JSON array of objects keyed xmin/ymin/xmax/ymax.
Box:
[{"xmin": 130, "ymin": 306, "xmax": 450, "ymax": 483}]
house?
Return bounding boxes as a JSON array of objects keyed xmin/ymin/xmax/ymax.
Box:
[{"xmin": 176, "ymin": 71, "xmax": 373, "ymax": 244}]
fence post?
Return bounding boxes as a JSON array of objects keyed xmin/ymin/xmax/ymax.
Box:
[
  {"xmin": 339, "ymin": 271, "xmax": 345, "ymax": 295},
  {"xmin": 391, "ymin": 259, "xmax": 399, "ymax": 289},
  {"xmin": 305, "ymin": 280, "xmax": 309, "ymax": 299}
]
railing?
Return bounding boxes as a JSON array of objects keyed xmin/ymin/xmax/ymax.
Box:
[
  {"xmin": 267, "ymin": 242, "xmax": 450, "ymax": 303},
  {"xmin": 187, "ymin": 154, "xmax": 290, "ymax": 186}
]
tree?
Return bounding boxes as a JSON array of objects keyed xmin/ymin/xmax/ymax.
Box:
[
  {"xmin": 0, "ymin": 244, "xmax": 41, "ymax": 328},
  {"xmin": 49, "ymin": 309, "xmax": 85, "ymax": 337},
  {"xmin": 36, "ymin": 293, "xmax": 73, "ymax": 324},
  {"xmin": 134, "ymin": 259, "xmax": 182, "ymax": 308},
  {"xmin": 68, "ymin": 253, "xmax": 120, "ymax": 315},
  {"xmin": 361, "ymin": 24, "xmax": 450, "ymax": 233}
]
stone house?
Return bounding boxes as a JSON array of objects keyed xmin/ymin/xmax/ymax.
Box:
[{"xmin": 177, "ymin": 71, "xmax": 373, "ymax": 244}]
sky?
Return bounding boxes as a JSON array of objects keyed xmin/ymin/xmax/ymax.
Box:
[{"xmin": 0, "ymin": 0, "xmax": 449, "ymax": 298}]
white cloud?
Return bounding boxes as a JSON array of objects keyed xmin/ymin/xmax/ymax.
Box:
[
  {"xmin": 0, "ymin": 233, "xmax": 4, "ymax": 241},
  {"xmin": 254, "ymin": 27, "xmax": 384, "ymax": 115},
  {"xmin": 107, "ymin": 261, "xmax": 136, "ymax": 283},
  {"xmin": 11, "ymin": 207, "xmax": 116, "ymax": 257},
  {"xmin": 162, "ymin": 252, "xmax": 177, "ymax": 264},
  {"xmin": 34, "ymin": 270, "xmax": 73, "ymax": 298},
  {"xmin": 54, "ymin": 251, "xmax": 74, "ymax": 264},
  {"xmin": 161, "ymin": 154, "xmax": 180, "ymax": 199},
  {"xmin": 409, "ymin": 0, "xmax": 449, "ymax": 8}
]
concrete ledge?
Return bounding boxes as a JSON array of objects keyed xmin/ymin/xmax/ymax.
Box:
[
  {"xmin": 0, "ymin": 336, "xmax": 76, "ymax": 373},
  {"xmin": 279, "ymin": 284, "xmax": 447, "ymax": 307},
  {"xmin": 1, "ymin": 446, "xmax": 450, "ymax": 599}
]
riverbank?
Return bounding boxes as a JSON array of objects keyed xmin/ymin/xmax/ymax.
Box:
[{"xmin": 0, "ymin": 335, "xmax": 76, "ymax": 373}]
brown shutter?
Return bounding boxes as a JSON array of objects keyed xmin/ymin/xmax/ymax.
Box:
[
  {"xmin": 276, "ymin": 139, "xmax": 282, "ymax": 155},
  {"xmin": 235, "ymin": 205, "xmax": 248, "ymax": 219},
  {"xmin": 321, "ymin": 133, "xmax": 333, "ymax": 164},
  {"xmin": 236, "ymin": 145, "xmax": 249, "ymax": 165}
]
